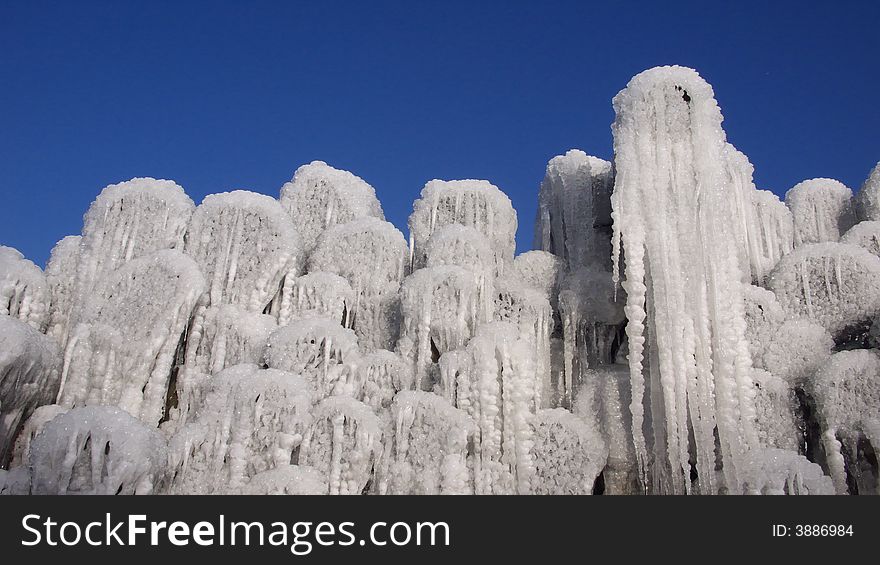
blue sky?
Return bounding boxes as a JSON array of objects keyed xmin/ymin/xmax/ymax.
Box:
[{"xmin": 2, "ymin": 0, "xmax": 878, "ymax": 266}]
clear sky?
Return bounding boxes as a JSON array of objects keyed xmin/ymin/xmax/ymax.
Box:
[{"xmin": 2, "ymin": 0, "xmax": 878, "ymax": 266}]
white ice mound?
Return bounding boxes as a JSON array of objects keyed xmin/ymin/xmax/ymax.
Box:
[
  {"xmin": 0, "ymin": 245, "xmax": 49, "ymax": 331},
  {"xmin": 398, "ymin": 265, "xmax": 490, "ymax": 387},
  {"xmin": 273, "ymin": 272, "xmax": 354, "ymax": 328},
  {"xmin": 279, "ymin": 161, "xmax": 384, "ymax": 252},
  {"xmin": 756, "ymin": 320, "xmax": 834, "ymax": 386},
  {"xmin": 534, "ymin": 150, "xmax": 614, "ymax": 271},
  {"xmin": 767, "ymin": 242, "xmax": 880, "ymax": 339},
  {"xmin": 10, "ymin": 404, "xmax": 67, "ymax": 468},
  {"xmin": 530, "ymin": 408, "xmax": 607, "ymax": 495},
  {"xmin": 436, "ymin": 322, "xmax": 537, "ymax": 494},
  {"xmin": 185, "ymin": 190, "xmax": 301, "ymax": 312},
  {"xmin": 29, "ymin": 406, "xmax": 167, "ymax": 495},
  {"xmin": 751, "ymin": 190, "xmax": 795, "ymax": 276},
  {"xmin": 307, "ymin": 217, "xmax": 408, "ymax": 351},
  {"xmin": 493, "ymin": 276, "xmax": 553, "ymax": 408},
  {"xmin": 182, "ymin": 304, "xmax": 276, "ymax": 377},
  {"xmin": 810, "ymin": 349, "xmax": 880, "ymax": 494},
  {"xmin": 752, "ymin": 369, "xmax": 800, "ymax": 451},
  {"xmin": 356, "ymin": 350, "xmax": 413, "ymax": 413},
  {"xmin": 785, "ymin": 178, "xmax": 855, "ymax": 247},
  {"xmin": 74, "ymin": 178, "xmax": 194, "ymax": 310},
  {"xmin": 299, "ymin": 395, "xmax": 382, "ymax": 495},
  {"xmin": 57, "ymin": 250, "xmax": 204, "ymax": 424},
  {"xmin": 408, "ymin": 179, "xmax": 516, "ymax": 276},
  {"xmin": 379, "ymin": 391, "xmax": 475, "ymax": 494},
  {"xmin": 611, "ymin": 65, "xmax": 759, "ymax": 495},
  {"xmin": 44, "ymin": 236, "xmax": 81, "ymax": 343},
  {"xmin": 424, "ymin": 224, "xmax": 494, "ymax": 276},
  {"xmin": 238, "ymin": 465, "xmax": 328, "ymax": 495},
  {"xmin": 841, "ymin": 220, "xmax": 880, "ymax": 258},
  {"xmin": 166, "ymin": 365, "xmax": 312, "ymax": 494},
  {"xmin": 264, "ymin": 316, "xmax": 360, "ymax": 400},
  {"xmin": 743, "ymin": 448, "xmax": 834, "ymax": 495},
  {"xmin": 854, "ymin": 162, "xmax": 880, "ymax": 222},
  {"xmin": 512, "ymin": 250, "xmax": 564, "ymax": 303},
  {"xmin": 0, "ymin": 316, "xmax": 61, "ymax": 466}
]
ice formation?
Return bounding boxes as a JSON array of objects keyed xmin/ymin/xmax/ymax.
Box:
[
  {"xmin": 264, "ymin": 316, "xmax": 361, "ymax": 401},
  {"xmin": 356, "ymin": 350, "xmax": 413, "ymax": 413},
  {"xmin": 574, "ymin": 366, "xmax": 637, "ymax": 494},
  {"xmin": 767, "ymin": 242, "xmax": 880, "ymax": 340},
  {"xmin": 409, "ymin": 179, "xmax": 517, "ymax": 276},
  {"xmin": 437, "ymin": 323, "xmax": 537, "ymax": 494},
  {"xmin": 3, "ymin": 64, "xmax": 878, "ymax": 496},
  {"xmin": 307, "ymin": 218, "xmax": 407, "ymax": 350},
  {"xmin": 743, "ymin": 448, "xmax": 834, "ymax": 495},
  {"xmin": 493, "ymin": 276, "xmax": 553, "ymax": 408},
  {"xmin": 379, "ymin": 391, "xmax": 474, "ymax": 494},
  {"xmin": 530, "ymin": 408, "xmax": 607, "ymax": 495},
  {"xmin": 751, "ymin": 369, "xmax": 800, "ymax": 451},
  {"xmin": 185, "ymin": 190, "xmax": 300, "ymax": 312},
  {"xmin": 274, "ymin": 272, "xmax": 354, "ymax": 328},
  {"xmin": 166, "ymin": 365, "xmax": 312, "ymax": 494},
  {"xmin": 534, "ymin": 150, "xmax": 614, "ymax": 271},
  {"xmin": 810, "ymin": 350, "xmax": 880, "ymax": 494},
  {"xmin": 10, "ymin": 404, "xmax": 67, "ymax": 467},
  {"xmin": 44, "ymin": 236, "xmax": 81, "ymax": 343},
  {"xmin": 751, "ymin": 190, "xmax": 795, "ymax": 279},
  {"xmin": 28, "ymin": 406, "xmax": 168, "ymax": 495},
  {"xmin": 0, "ymin": 246, "xmax": 49, "ymax": 331},
  {"xmin": 610, "ymin": 66, "xmax": 759, "ymax": 495},
  {"xmin": 511, "ymin": 250, "xmax": 564, "ymax": 303},
  {"xmin": 181, "ymin": 304, "xmax": 276, "ymax": 378},
  {"xmin": 0, "ymin": 316, "xmax": 61, "ymax": 466},
  {"xmin": 72, "ymin": 178, "xmax": 194, "ymax": 321},
  {"xmin": 237, "ymin": 465, "xmax": 328, "ymax": 495},
  {"xmin": 279, "ymin": 160, "xmax": 384, "ymax": 253},
  {"xmin": 557, "ymin": 267, "xmax": 626, "ymax": 407},
  {"xmin": 299, "ymin": 396, "xmax": 382, "ymax": 495},
  {"xmin": 854, "ymin": 162, "xmax": 880, "ymax": 222},
  {"xmin": 57, "ymin": 250, "xmax": 205, "ymax": 424},
  {"xmin": 785, "ymin": 178, "xmax": 855, "ymax": 247},
  {"xmin": 841, "ymin": 220, "xmax": 880, "ymax": 258}
]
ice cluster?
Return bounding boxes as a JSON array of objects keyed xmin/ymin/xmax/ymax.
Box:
[{"xmin": 2, "ymin": 65, "xmax": 878, "ymax": 495}]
